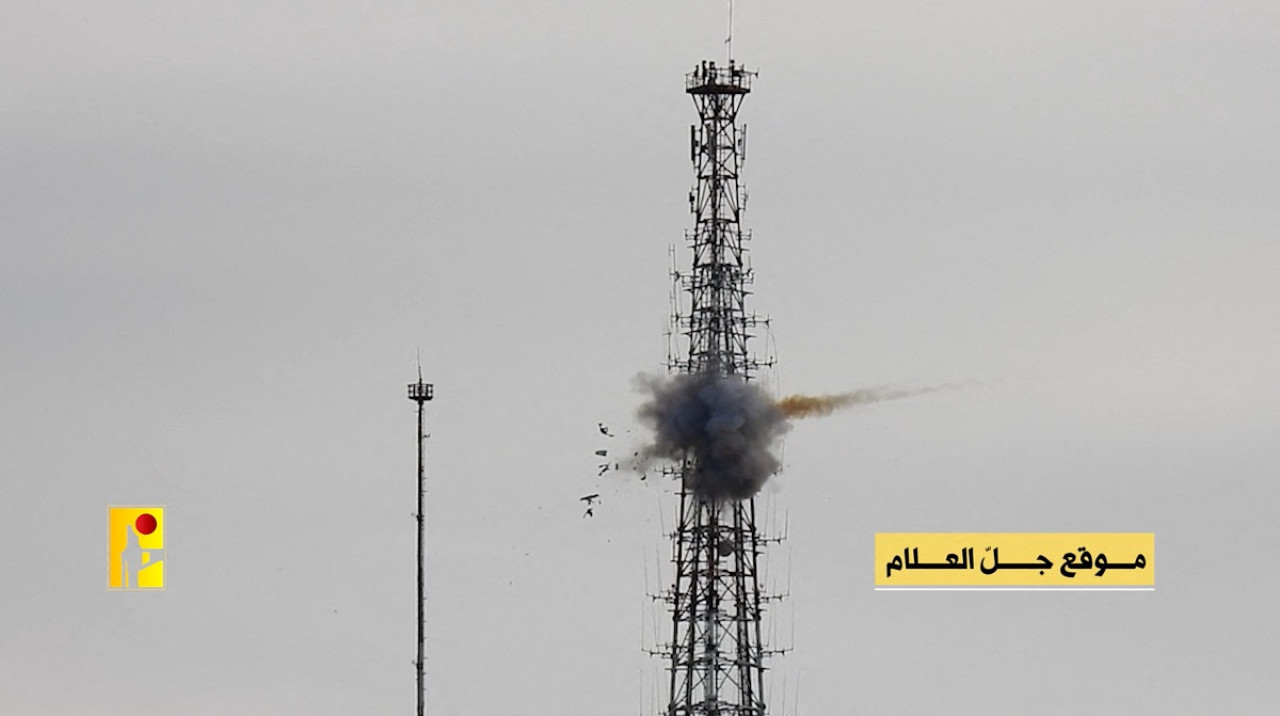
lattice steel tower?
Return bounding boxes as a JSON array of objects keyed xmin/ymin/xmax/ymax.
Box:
[{"xmin": 661, "ymin": 58, "xmax": 775, "ymax": 716}]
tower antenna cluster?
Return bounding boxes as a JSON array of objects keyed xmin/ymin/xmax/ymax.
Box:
[{"xmin": 658, "ymin": 55, "xmax": 781, "ymax": 716}]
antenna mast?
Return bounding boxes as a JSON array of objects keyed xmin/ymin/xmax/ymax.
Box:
[
  {"xmin": 726, "ymin": 0, "xmax": 734, "ymax": 62},
  {"xmin": 660, "ymin": 53, "xmax": 778, "ymax": 716},
  {"xmin": 407, "ymin": 365, "xmax": 434, "ymax": 716}
]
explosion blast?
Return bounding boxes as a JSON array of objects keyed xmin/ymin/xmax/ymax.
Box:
[
  {"xmin": 635, "ymin": 372, "xmax": 786, "ymax": 500},
  {"xmin": 636, "ymin": 373, "xmax": 961, "ymax": 500}
]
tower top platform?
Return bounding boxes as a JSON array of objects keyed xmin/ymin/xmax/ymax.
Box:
[
  {"xmin": 407, "ymin": 381, "xmax": 434, "ymax": 402},
  {"xmin": 686, "ymin": 59, "xmax": 755, "ymax": 95}
]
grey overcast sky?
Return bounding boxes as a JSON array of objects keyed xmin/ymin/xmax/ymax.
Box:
[{"xmin": 3, "ymin": 1, "xmax": 1279, "ymax": 714}]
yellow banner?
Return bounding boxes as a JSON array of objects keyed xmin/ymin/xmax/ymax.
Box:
[{"xmin": 875, "ymin": 533, "xmax": 1154, "ymax": 587}]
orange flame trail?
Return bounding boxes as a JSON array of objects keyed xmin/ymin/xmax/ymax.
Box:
[{"xmin": 777, "ymin": 384, "xmax": 967, "ymax": 419}]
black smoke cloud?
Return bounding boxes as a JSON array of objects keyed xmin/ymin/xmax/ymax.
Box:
[{"xmin": 635, "ymin": 372, "xmax": 789, "ymax": 500}]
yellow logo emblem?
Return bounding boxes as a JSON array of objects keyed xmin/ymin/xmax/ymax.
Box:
[{"xmin": 107, "ymin": 506, "xmax": 165, "ymax": 589}]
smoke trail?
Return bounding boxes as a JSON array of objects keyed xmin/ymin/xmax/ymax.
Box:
[
  {"xmin": 636, "ymin": 374, "xmax": 967, "ymax": 500},
  {"xmin": 778, "ymin": 383, "xmax": 965, "ymax": 419}
]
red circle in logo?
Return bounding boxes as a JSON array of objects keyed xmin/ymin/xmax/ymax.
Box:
[{"xmin": 135, "ymin": 513, "xmax": 157, "ymax": 536}]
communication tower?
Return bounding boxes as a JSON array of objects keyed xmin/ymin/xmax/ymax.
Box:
[
  {"xmin": 407, "ymin": 370, "xmax": 434, "ymax": 716},
  {"xmin": 659, "ymin": 57, "xmax": 779, "ymax": 716}
]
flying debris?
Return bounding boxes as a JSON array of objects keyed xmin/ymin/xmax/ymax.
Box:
[
  {"xmin": 598, "ymin": 463, "xmax": 612, "ymax": 476},
  {"xmin": 583, "ymin": 507, "xmax": 595, "ymax": 518},
  {"xmin": 598, "ymin": 422, "xmax": 614, "ymax": 437},
  {"xmin": 595, "ymin": 449, "xmax": 608, "ymax": 457},
  {"xmin": 580, "ymin": 494, "xmax": 601, "ymax": 505}
]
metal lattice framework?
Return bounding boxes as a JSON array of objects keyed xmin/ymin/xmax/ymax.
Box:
[{"xmin": 661, "ymin": 59, "xmax": 774, "ymax": 716}]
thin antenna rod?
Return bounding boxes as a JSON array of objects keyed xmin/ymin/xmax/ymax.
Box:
[
  {"xmin": 795, "ymin": 672, "xmax": 801, "ymax": 716},
  {"xmin": 726, "ymin": 0, "xmax": 734, "ymax": 62}
]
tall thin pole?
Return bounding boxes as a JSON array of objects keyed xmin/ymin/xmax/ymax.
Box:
[
  {"xmin": 416, "ymin": 398, "xmax": 425, "ymax": 716},
  {"xmin": 407, "ymin": 370, "xmax": 434, "ymax": 716}
]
